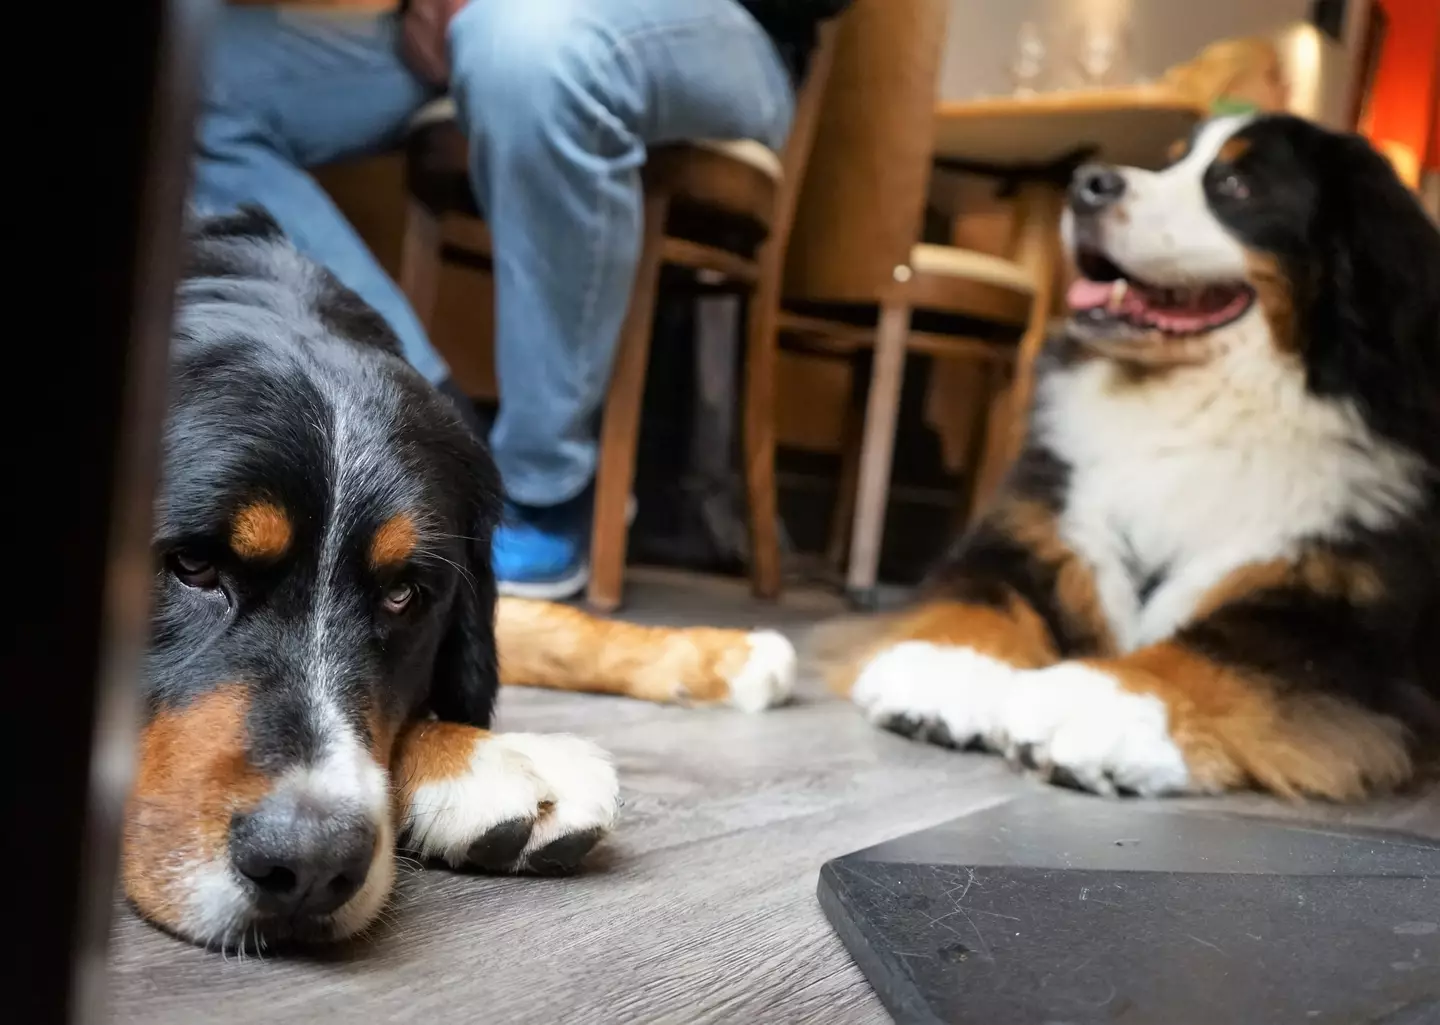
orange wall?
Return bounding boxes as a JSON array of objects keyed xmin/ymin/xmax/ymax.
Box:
[
  {"xmin": 1367, "ymin": 0, "xmax": 1440, "ymax": 175},
  {"xmin": 1430, "ymin": 12, "xmax": 1440, "ymax": 168}
]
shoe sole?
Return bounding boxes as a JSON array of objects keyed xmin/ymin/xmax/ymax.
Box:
[{"xmin": 496, "ymin": 562, "xmax": 591, "ymax": 602}]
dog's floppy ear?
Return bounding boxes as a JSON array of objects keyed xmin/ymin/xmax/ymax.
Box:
[
  {"xmin": 1303, "ymin": 130, "xmax": 1440, "ymax": 456},
  {"xmin": 427, "ymin": 429, "xmax": 504, "ymax": 728}
]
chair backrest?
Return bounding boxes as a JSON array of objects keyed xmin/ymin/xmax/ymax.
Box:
[
  {"xmin": 782, "ymin": 0, "xmax": 950, "ymax": 305},
  {"xmin": 753, "ymin": 18, "xmax": 841, "ymax": 284}
]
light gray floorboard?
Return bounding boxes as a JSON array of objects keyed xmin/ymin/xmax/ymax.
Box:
[{"xmin": 104, "ymin": 570, "xmax": 1438, "ymax": 1025}]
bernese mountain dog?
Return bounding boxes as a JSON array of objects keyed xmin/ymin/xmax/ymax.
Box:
[
  {"xmin": 126, "ymin": 207, "xmax": 796, "ymax": 951},
  {"xmin": 836, "ymin": 114, "xmax": 1440, "ymax": 801}
]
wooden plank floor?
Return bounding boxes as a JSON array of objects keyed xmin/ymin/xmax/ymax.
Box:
[{"xmin": 105, "ymin": 570, "xmax": 1439, "ymax": 1025}]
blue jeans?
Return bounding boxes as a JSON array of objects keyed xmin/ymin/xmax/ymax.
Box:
[{"xmin": 193, "ymin": 0, "xmax": 794, "ymax": 506}]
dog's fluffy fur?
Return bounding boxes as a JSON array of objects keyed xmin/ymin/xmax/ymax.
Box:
[
  {"xmin": 126, "ymin": 209, "xmax": 795, "ymax": 951},
  {"xmin": 836, "ymin": 115, "xmax": 1440, "ymax": 801}
]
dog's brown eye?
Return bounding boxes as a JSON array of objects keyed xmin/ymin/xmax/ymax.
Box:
[
  {"xmin": 382, "ymin": 583, "xmax": 415, "ymax": 614},
  {"xmin": 169, "ymin": 551, "xmax": 219, "ymax": 590},
  {"xmin": 1216, "ymin": 173, "xmax": 1250, "ymax": 200}
]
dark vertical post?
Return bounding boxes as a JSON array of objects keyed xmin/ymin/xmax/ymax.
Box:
[{"xmin": 4, "ymin": 1, "xmax": 215, "ymax": 1021}]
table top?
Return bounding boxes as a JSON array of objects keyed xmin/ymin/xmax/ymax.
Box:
[{"xmin": 935, "ymin": 85, "xmax": 1208, "ymax": 170}]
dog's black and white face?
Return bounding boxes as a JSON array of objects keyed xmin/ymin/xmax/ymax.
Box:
[
  {"xmin": 1061, "ymin": 115, "xmax": 1440, "ymax": 448},
  {"xmin": 124, "ymin": 210, "xmax": 500, "ymax": 949},
  {"xmin": 1064, "ymin": 117, "xmax": 1270, "ymax": 361}
]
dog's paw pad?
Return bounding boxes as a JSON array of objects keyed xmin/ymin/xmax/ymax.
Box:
[
  {"xmin": 463, "ymin": 818, "xmax": 534, "ymax": 872},
  {"xmin": 526, "ymin": 828, "xmax": 607, "ymax": 876},
  {"xmin": 403, "ymin": 732, "xmax": 619, "ymax": 874}
]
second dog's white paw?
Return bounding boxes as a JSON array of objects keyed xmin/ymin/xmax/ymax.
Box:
[
  {"xmin": 852, "ymin": 644, "xmax": 1193, "ymax": 796},
  {"xmin": 1001, "ymin": 663, "xmax": 1192, "ymax": 797},
  {"xmin": 852, "ymin": 641, "xmax": 1022, "ymax": 747}
]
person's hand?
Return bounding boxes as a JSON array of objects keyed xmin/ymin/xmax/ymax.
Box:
[{"xmin": 401, "ymin": 0, "xmax": 469, "ymax": 87}]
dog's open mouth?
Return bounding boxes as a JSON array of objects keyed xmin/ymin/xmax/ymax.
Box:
[{"xmin": 1067, "ymin": 249, "xmax": 1255, "ymax": 339}]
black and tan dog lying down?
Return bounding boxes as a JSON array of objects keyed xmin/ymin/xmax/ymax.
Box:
[
  {"xmin": 127, "ymin": 207, "xmax": 796, "ymax": 950},
  {"xmin": 827, "ymin": 114, "xmax": 1440, "ymax": 800}
]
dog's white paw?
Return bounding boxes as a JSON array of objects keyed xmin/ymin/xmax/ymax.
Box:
[
  {"xmin": 403, "ymin": 732, "xmax": 619, "ymax": 874},
  {"xmin": 852, "ymin": 644, "xmax": 1192, "ymax": 796},
  {"xmin": 1002, "ymin": 663, "xmax": 1192, "ymax": 797},
  {"xmin": 725, "ymin": 630, "xmax": 797, "ymax": 712},
  {"xmin": 851, "ymin": 641, "xmax": 1022, "ymax": 747}
]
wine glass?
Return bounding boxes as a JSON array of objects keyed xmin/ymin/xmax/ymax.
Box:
[
  {"xmin": 1075, "ymin": 22, "xmax": 1131, "ymax": 89},
  {"xmin": 1010, "ymin": 21, "xmax": 1048, "ymax": 96}
]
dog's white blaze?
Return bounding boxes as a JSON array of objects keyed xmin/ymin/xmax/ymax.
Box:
[
  {"xmin": 1040, "ymin": 327, "xmax": 1425, "ymax": 652},
  {"xmin": 308, "ymin": 376, "xmax": 358, "ymax": 755},
  {"xmin": 276, "ymin": 726, "xmax": 390, "ymax": 823},
  {"xmin": 305, "ymin": 366, "xmax": 394, "ymax": 793},
  {"xmin": 1177, "ymin": 114, "xmax": 1256, "ymax": 172},
  {"xmin": 1092, "ymin": 115, "xmax": 1256, "ymax": 286}
]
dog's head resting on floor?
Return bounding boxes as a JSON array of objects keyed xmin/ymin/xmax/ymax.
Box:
[
  {"xmin": 126, "ymin": 208, "xmax": 500, "ymax": 950},
  {"xmin": 1059, "ymin": 112, "xmax": 1440, "ymax": 459}
]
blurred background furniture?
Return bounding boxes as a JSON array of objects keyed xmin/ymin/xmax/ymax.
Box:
[
  {"xmin": 399, "ymin": 24, "xmax": 840, "ymax": 612},
  {"xmin": 745, "ymin": 0, "xmax": 1064, "ymax": 608},
  {"xmin": 287, "ymin": 0, "xmax": 1434, "ymax": 599}
]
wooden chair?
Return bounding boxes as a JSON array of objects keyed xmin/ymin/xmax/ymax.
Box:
[
  {"xmin": 398, "ymin": 24, "xmax": 839, "ymax": 612},
  {"xmin": 743, "ymin": 0, "xmax": 1061, "ymax": 608}
]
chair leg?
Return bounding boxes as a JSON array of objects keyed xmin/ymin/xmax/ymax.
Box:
[
  {"xmin": 742, "ymin": 281, "xmax": 785, "ymax": 601},
  {"xmin": 587, "ymin": 191, "xmax": 670, "ymax": 613},
  {"xmin": 844, "ymin": 302, "xmax": 910, "ymax": 607},
  {"xmin": 968, "ymin": 366, "xmax": 1016, "ymax": 521},
  {"xmin": 954, "ymin": 359, "xmax": 999, "ymax": 530},
  {"xmin": 399, "ymin": 198, "xmax": 443, "ymax": 331}
]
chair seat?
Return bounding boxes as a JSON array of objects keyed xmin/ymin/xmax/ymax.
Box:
[
  {"xmin": 409, "ymin": 96, "xmax": 459, "ymax": 131},
  {"xmin": 407, "ymin": 97, "xmax": 782, "ymax": 181},
  {"xmin": 909, "ymin": 243, "xmax": 1036, "ymax": 294},
  {"xmin": 688, "ymin": 139, "xmax": 783, "ymax": 181}
]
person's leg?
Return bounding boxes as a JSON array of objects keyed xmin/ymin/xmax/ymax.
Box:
[
  {"xmin": 193, "ymin": 7, "xmax": 454, "ymax": 389},
  {"xmin": 447, "ymin": 0, "xmax": 796, "ymax": 596}
]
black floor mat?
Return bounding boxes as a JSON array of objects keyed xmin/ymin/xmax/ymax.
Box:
[{"xmin": 818, "ymin": 793, "xmax": 1440, "ymax": 1025}]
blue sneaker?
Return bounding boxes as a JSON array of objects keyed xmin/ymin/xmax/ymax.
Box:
[{"xmin": 492, "ymin": 493, "xmax": 591, "ymax": 600}]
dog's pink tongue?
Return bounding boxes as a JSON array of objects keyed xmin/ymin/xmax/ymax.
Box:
[{"xmin": 1067, "ymin": 278, "xmax": 1114, "ymax": 311}]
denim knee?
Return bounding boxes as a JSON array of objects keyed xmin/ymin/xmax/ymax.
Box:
[{"xmin": 446, "ymin": 0, "xmax": 643, "ymax": 159}]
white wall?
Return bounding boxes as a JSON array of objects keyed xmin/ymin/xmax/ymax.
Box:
[{"xmin": 939, "ymin": 0, "xmax": 1370, "ymax": 126}]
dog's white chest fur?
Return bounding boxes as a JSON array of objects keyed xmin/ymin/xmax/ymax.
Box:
[{"xmin": 1039, "ymin": 331, "xmax": 1422, "ymax": 651}]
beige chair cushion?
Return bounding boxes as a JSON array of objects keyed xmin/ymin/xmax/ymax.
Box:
[
  {"xmin": 408, "ymin": 98, "xmax": 783, "ymax": 181},
  {"xmin": 909, "ymin": 243, "xmax": 1036, "ymax": 293},
  {"xmin": 689, "ymin": 139, "xmax": 783, "ymax": 180},
  {"xmin": 409, "ymin": 96, "xmax": 458, "ymax": 131}
]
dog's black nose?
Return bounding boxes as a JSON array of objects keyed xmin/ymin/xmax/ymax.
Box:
[
  {"xmin": 229, "ymin": 795, "xmax": 376, "ymax": 917},
  {"xmin": 1070, "ymin": 163, "xmax": 1127, "ymax": 214}
]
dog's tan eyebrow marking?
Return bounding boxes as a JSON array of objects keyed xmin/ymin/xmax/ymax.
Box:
[
  {"xmin": 1166, "ymin": 136, "xmax": 1190, "ymax": 164},
  {"xmin": 230, "ymin": 501, "xmax": 292, "ymax": 560},
  {"xmin": 370, "ymin": 512, "xmax": 418, "ymax": 569},
  {"xmin": 1218, "ymin": 136, "xmax": 1252, "ymax": 162}
]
